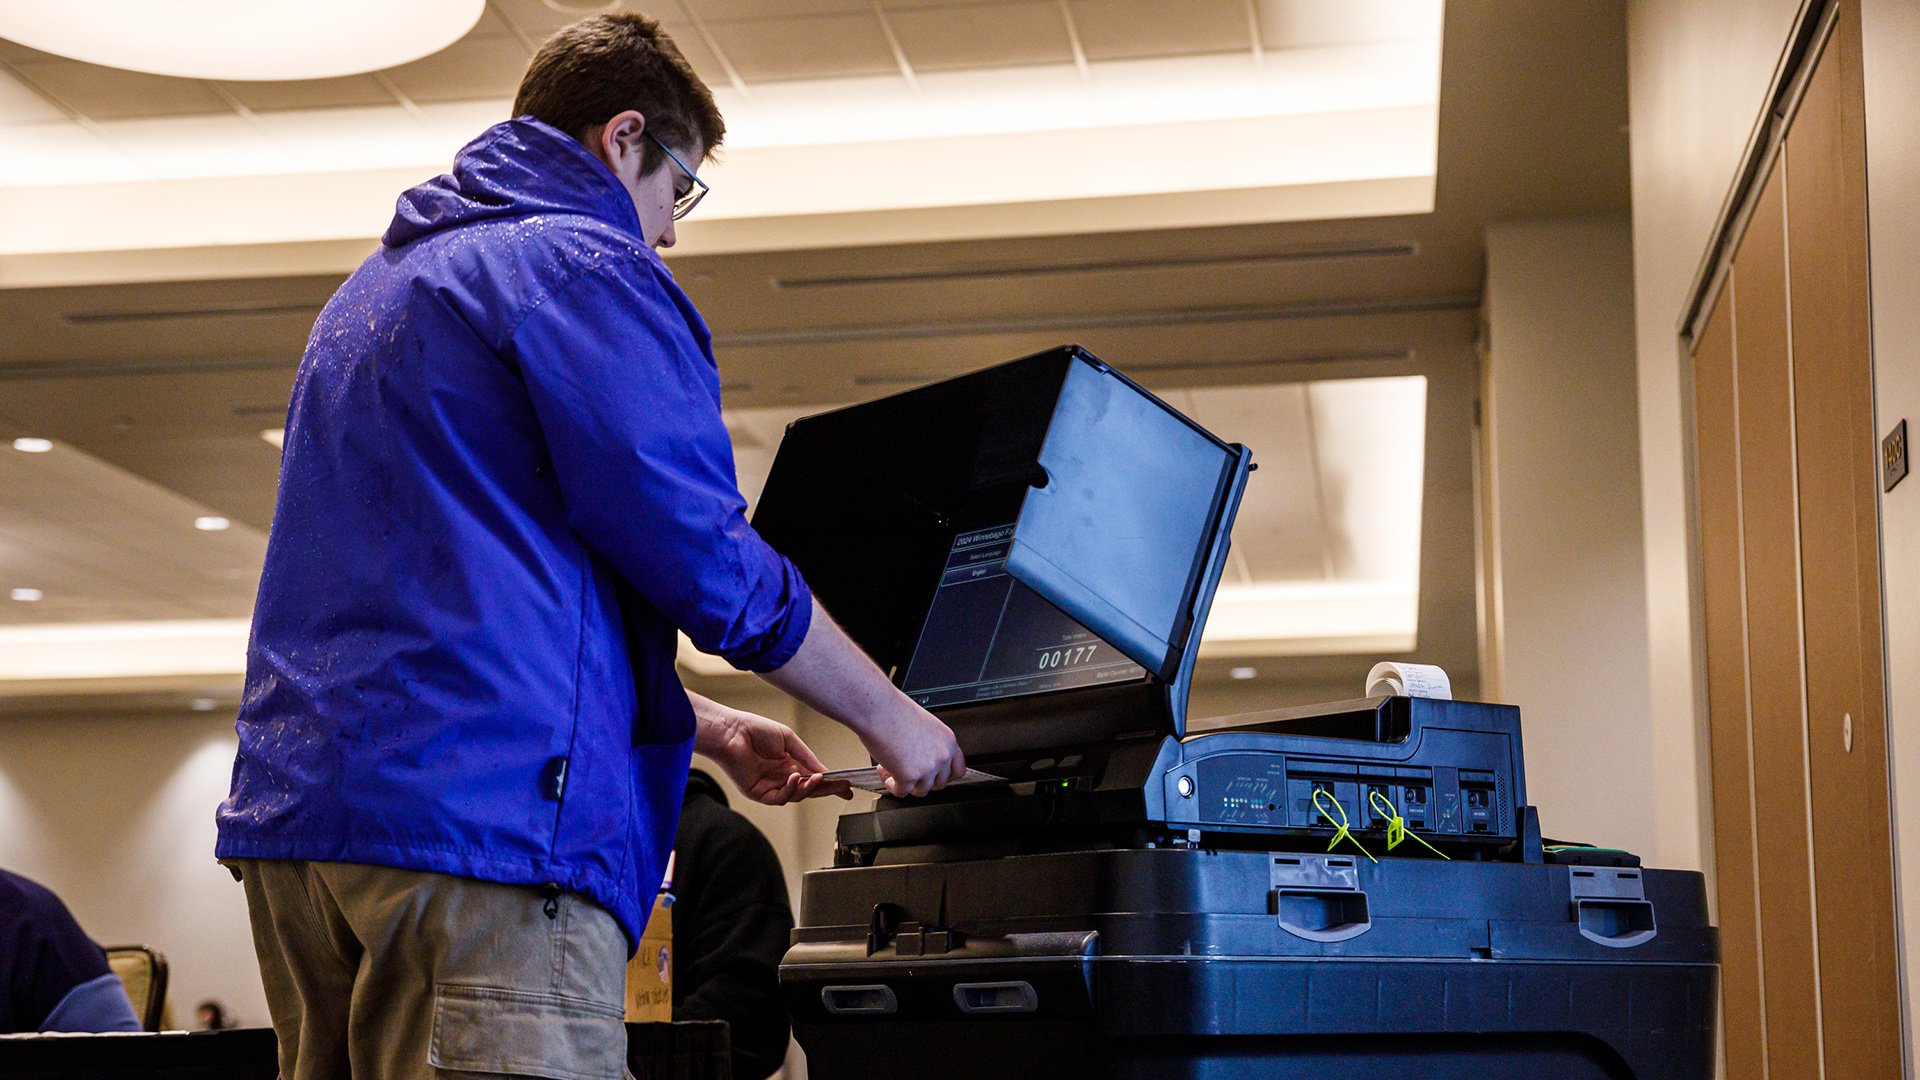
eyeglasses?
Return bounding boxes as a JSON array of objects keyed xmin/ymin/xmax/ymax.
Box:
[{"xmin": 647, "ymin": 133, "xmax": 708, "ymax": 220}]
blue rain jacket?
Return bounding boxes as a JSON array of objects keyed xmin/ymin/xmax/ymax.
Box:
[{"xmin": 215, "ymin": 118, "xmax": 812, "ymax": 948}]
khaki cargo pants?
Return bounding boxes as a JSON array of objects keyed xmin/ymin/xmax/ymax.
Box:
[{"xmin": 230, "ymin": 859, "xmax": 630, "ymax": 1080}]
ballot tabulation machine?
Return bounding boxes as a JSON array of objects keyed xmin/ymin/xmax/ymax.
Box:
[{"xmin": 753, "ymin": 346, "xmax": 1718, "ymax": 1080}]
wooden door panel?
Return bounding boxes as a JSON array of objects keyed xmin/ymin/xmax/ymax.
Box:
[
  {"xmin": 1732, "ymin": 162, "xmax": 1823, "ymax": 1079},
  {"xmin": 1691, "ymin": 290, "xmax": 1766, "ymax": 1080},
  {"xmin": 1784, "ymin": 4, "xmax": 1901, "ymax": 1073}
]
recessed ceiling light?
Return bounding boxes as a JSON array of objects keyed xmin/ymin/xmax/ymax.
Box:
[
  {"xmin": 12, "ymin": 437, "xmax": 52, "ymax": 453},
  {"xmin": 190, "ymin": 697, "xmax": 219, "ymax": 712},
  {"xmin": 9, "ymin": 588, "xmax": 42, "ymax": 602},
  {"xmin": 195, "ymin": 516, "xmax": 232, "ymax": 531},
  {"xmin": 1229, "ymin": 666, "xmax": 1258, "ymax": 680},
  {"xmin": 0, "ymin": 0, "xmax": 484, "ymax": 81}
]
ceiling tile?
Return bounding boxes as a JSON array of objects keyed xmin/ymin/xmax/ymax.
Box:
[
  {"xmin": 211, "ymin": 76, "xmax": 397, "ymax": 113},
  {"xmin": 95, "ymin": 114, "xmax": 301, "ymax": 181},
  {"xmin": 1067, "ymin": 0, "xmax": 1250, "ymax": 61},
  {"xmin": 0, "ymin": 122, "xmax": 126, "ymax": 186},
  {"xmin": 706, "ymin": 13, "xmax": 897, "ymax": 82},
  {"xmin": 686, "ymin": 0, "xmax": 873, "ymax": 18},
  {"xmin": 665, "ymin": 30, "xmax": 733, "ymax": 88},
  {"xmin": 488, "ymin": 0, "xmax": 696, "ymax": 46},
  {"xmin": 466, "ymin": 6, "xmax": 524, "ymax": 39},
  {"xmin": 886, "ymin": 2, "xmax": 1072, "ymax": 71},
  {"xmin": 10, "ymin": 59, "xmax": 230, "ymax": 120},
  {"xmin": 382, "ymin": 36, "xmax": 533, "ymax": 104},
  {"xmin": 1256, "ymin": 0, "xmax": 1444, "ymax": 49},
  {"xmin": 252, "ymin": 105, "xmax": 448, "ymax": 172},
  {"xmin": 0, "ymin": 71, "xmax": 64, "ymax": 126}
]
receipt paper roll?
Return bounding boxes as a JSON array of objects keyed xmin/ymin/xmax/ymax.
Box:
[{"xmin": 1365, "ymin": 661, "xmax": 1452, "ymax": 700}]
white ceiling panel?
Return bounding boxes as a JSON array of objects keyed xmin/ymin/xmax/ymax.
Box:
[
  {"xmin": 95, "ymin": 114, "xmax": 302, "ymax": 182},
  {"xmin": 1066, "ymin": 0, "xmax": 1251, "ymax": 60},
  {"xmin": 740, "ymin": 74, "xmax": 927, "ymax": 144},
  {"xmin": 251, "ymin": 105, "xmax": 455, "ymax": 173},
  {"xmin": 381, "ymin": 35, "xmax": 533, "ymax": 104},
  {"xmin": 1257, "ymin": 0, "xmax": 1445, "ymax": 48},
  {"xmin": 915, "ymin": 64, "xmax": 1095, "ymax": 135},
  {"xmin": 886, "ymin": 2, "xmax": 1074, "ymax": 71},
  {"xmin": 0, "ymin": 122, "xmax": 127, "ymax": 186},
  {"xmin": 703, "ymin": 12, "xmax": 898, "ymax": 82},
  {"xmin": 6, "ymin": 57, "xmax": 231, "ymax": 119}
]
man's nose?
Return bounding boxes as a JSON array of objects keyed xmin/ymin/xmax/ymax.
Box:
[{"xmin": 657, "ymin": 219, "xmax": 677, "ymax": 249}]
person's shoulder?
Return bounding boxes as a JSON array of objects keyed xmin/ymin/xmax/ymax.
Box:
[
  {"xmin": 510, "ymin": 214, "xmax": 663, "ymax": 282},
  {"xmin": 0, "ymin": 869, "xmax": 69, "ymax": 923}
]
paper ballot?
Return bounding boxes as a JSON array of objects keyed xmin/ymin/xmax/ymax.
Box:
[
  {"xmin": 1365, "ymin": 661, "xmax": 1452, "ymax": 700},
  {"xmin": 824, "ymin": 767, "xmax": 1008, "ymax": 795}
]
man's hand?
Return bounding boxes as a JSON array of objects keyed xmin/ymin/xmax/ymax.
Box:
[
  {"xmin": 759, "ymin": 598, "xmax": 964, "ymax": 798},
  {"xmin": 687, "ymin": 690, "xmax": 852, "ymax": 805},
  {"xmin": 858, "ymin": 700, "xmax": 966, "ymax": 799}
]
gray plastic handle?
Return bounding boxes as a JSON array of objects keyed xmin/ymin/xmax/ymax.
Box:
[
  {"xmin": 1275, "ymin": 889, "xmax": 1372, "ymax": 943},
  {"xmin": 953, "ymin": 981, "xmax": 1038, "ymax": 1014},
  {"xmin": 821, "ymin": 984, "xmax": 898, "ymax": 1015},
  {"xmin": 1575, "ymin": 898, "xmax": 1658, "ymax": 948}
]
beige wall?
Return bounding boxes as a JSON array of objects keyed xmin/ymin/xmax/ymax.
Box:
[
  {"xmin": 1861, "ymin": 0, "xmax": 1920, "ymax": 1063},
  {"xmin": 0, "ymin": 711, "xmax": 265, "ymax": 1028},
  {"xmin": 1481, "ymin": 213, "xmax": 1655, "ymax": 854},
  {"xmin": 1623, "ymin": 0, "xmax": 1802, "ymax": 885}
]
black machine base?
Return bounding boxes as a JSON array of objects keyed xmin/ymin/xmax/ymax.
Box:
[{"xmin": 780, "ymin": 848, "xmax": 1717, "ymax": 1080}]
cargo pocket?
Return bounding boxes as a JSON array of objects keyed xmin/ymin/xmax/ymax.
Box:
[{"xmin": 428, "ymin": 983, "xmax": 626, "ymax": 1080}]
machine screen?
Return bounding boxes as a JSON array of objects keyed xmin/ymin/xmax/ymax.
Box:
[{"xmin": 900, "ymin": 525, "xmax": 1148, "ymax": 708}]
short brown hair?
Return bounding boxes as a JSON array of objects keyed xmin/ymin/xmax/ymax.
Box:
[{"xmin": 513, "ymin": 13, "xmax": 724, "ymax": 176}]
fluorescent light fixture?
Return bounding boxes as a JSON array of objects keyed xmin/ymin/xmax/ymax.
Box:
[
  {"xmin": 194, "ymin": 516, "xmax": 232, "ymax": 531},
  {"xmin": 9, "ymin": 588, "xmax": 41, "ymax": 602},
  {"xmin": 1229, "ymin": 667, "xmax": 1259, "ymax": 680},
  {"xmin": 0, "ymin": 619, "xmax": 250, "ymax": 680},
  {"xmin": 261, "ymin": 429, "xmax": 286, "ymax": 449},
  {"xmin": 0, "ymin": 0, "xmax": 483, "ymax": 81},
  {"xmin": 190, "ymin": 697, "xmax": 219, "ymax": 711},
  {"xmin": 12, "ymin": 438, "xmax": 51, "ymax": 453},
  {"xmin": 1200, "ymin": 580, "xmax": 1419, "ymax": 656}
]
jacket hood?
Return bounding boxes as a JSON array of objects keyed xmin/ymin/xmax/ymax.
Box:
[
  {"xmin": 384, "ymin": 117, "xmax": 643, "ymax": 248},
  {"xmin": 685, "ymin": 769, "xmax": 728, "ymax": 808}
]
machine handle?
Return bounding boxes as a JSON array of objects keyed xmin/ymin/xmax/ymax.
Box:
[
  {"xmin": 821, "ymin": 984, "xmax": 898, "ymax": 1015},
  {"xmin": 952, "ymin": 981, "xmax": 1038, "ymax": 1015},
  {"xmin": 1273, "ymin": 888, "xmax": 1372, "ymax": 943},
  {"xmin": 1575, "ymin": 898, "xmax": 1658, "ymax": 948}
]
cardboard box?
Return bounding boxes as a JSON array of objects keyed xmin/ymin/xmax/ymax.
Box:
[{"xmin": 625, "ymin": 891, "xmax": 673, "ymax": 1022}]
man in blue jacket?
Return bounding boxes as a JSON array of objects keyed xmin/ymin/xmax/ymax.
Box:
[{"xmin": 215, "ymin": 14, "xmax": 963, "ymax": 1080}]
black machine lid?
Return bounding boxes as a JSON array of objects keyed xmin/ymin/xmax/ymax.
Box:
[{"xmin": 749, "ymin": 346, "xmax": 1253, "ymax": 756}]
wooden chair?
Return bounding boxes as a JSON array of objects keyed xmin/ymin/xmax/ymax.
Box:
[{"xmin": 104, "ymin": 945, "xmax": 169, "ymax": 1032}]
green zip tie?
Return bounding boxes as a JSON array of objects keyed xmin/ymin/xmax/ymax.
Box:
[
  {"xmin": 1368, "ymin": 789, "xmax": 1450, "ymax": 860},
  {"xmin": 1312, "ymin": 788, "xmax": 1376, "ymax": 863}
]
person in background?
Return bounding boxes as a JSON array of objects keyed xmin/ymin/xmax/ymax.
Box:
[
  {"xmin": 195, "ymin": 999, "xmax": 232, "ymax": 1031},
  {"xmin": 672, "ymin": 770, "xmax": 795, "ymax": 1080},
  {"xmin": 0, "ymin": 868, "xmax": 142, "ymax": 1034}
]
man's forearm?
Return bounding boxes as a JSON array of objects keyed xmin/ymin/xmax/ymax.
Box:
[
  {"xmin": 756, "ymin": 598, "xmax": 905, "ymax": 740},
  {"xmin": 758, "ymin": 597, "xmax": 963, "ymax": 796}
]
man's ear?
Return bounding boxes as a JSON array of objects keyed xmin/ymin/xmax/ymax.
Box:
[{"xmin": 597, "ymin": 110, "xmax": 648, "ymax": 175}]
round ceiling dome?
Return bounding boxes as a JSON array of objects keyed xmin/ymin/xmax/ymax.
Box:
[{"xmin": 0, "ymin": 0, "xmax": 485, "ymax": 82}]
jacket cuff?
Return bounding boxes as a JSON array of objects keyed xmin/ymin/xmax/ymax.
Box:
[{"xmin": 729, "ymin": 568, "xmax": 812, "ymax": 675}]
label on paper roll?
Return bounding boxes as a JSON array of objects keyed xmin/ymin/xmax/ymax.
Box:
[{"xmin": 1365, "ymin": 661, "xmax": 1452, "ymax": 701}]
